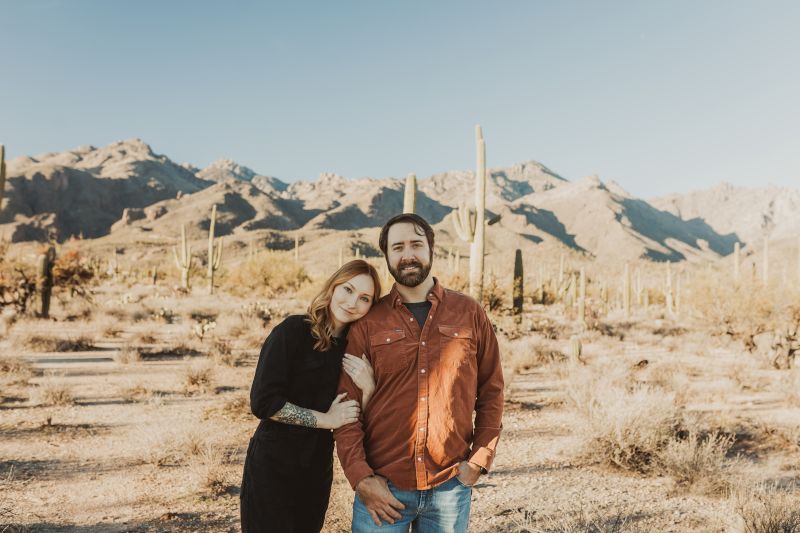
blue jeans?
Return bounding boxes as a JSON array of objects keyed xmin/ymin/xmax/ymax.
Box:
[{"xmin": 352, "ymin": 476, "xmax": 472, "ymax": 533}]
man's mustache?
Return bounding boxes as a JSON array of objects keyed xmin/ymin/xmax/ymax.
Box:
[{"xmin": 397, "ymin": 260, "xmax": 423, "ymax": 269}]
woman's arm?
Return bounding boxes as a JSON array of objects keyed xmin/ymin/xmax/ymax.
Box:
[
  {"xmin": 342, "ymin": 353, "xmax": 375, "ymax": 408},
  {"xmin": 270, "ymin": 393, "xmax": 359, "ymax": 430}
]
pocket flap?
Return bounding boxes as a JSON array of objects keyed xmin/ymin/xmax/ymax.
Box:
[
  {"xmin": 370, "ymin": 329, "xmax": 407, "ymax": 346},
  {"xmin": 438, "ymin": 325, "xmax": 473, "ymax": 339}
]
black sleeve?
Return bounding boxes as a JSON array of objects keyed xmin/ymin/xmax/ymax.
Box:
[{"xmin": 250, "ymin": 318, "xmax": 296, "ymax": 420}]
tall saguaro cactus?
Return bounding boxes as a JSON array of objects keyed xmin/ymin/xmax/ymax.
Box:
[
  {"xmin": 577, "ymin": 267, "xmax": 586, "ymax": 326},
  {"xmin": 623, "ymin": 263, "xmax": 631, "ymax": 319},
  {"xmin": 665, "ymin": 262, "xmax": 674, "ymax": 317},
  {"xmin": 173, "ymin": 224, "xmax": 192, "ymax": 289},
  {"xmin": 403, "ymin": 173, "xmax": 417, "ymax": 214},
  {"xmin": 451, "ymin": 125, "xmax": 487, "ymax": 301},
  {"xmin": 207, "ymin": 204, "xmax": 223, "ymax": 295},
  {"xmin": 0, "ymin": 144, "xmax": 6, "ymax": 210},
  {"xmin": 512, "ymin": 249, "xmax": 523, "ymax": 323},
  {"xmin": 37, "ymin": 246, "xmax": 56, "ymax": 318}
]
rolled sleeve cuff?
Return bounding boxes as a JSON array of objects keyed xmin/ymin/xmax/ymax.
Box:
[
  {"xmin": 343, "ymin": 461, "xmax": 375, "ymax": 491},
  {"xmin": 468, "ymin": 446, "xmax": 495, "ymax": 472}
]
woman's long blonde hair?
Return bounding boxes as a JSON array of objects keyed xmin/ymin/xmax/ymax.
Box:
[{"xmin": 306, "ymin": 260, "xmax": 382, "ymax": 351}]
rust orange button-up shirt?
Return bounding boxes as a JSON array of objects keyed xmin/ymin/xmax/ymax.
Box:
[{"xmin": 333, "ymin": 278, "xmax": 504, "ymax": 491}]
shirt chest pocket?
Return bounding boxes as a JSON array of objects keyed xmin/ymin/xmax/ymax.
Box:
[
  {"xmin": 438, "ymin": 325, "xmax": 475, "ymax": 369},
  {"xmin": 369, "ymin": 329, "xmax": 411, "ymax": 374}
]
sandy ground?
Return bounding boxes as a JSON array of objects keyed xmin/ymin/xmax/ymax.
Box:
[{"xmin": 1, "ymin": 294, "xmax": 799, "ymax": 532}]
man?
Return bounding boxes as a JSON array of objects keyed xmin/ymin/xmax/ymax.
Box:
[{"xmin": 334, "ymin": 213, "xmax": 504, "ymax": 532}]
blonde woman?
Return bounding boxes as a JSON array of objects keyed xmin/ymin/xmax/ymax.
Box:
[{"xmin": 241, "ymin": 260, "xmax": 381, "ymax": 533}]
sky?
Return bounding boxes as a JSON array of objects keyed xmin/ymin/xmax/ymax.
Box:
[{"xmin": 2, "ymin": 0, "xmax": 799, "ymax": 198}]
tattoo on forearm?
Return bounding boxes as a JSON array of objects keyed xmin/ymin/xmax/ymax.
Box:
[{"xmin": 271, "ymin": 402, "xmax": 318, "ymax": 428}]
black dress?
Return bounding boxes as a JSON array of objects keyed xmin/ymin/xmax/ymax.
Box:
[{"xmin": 241, "ymin": 314, "xmax": 347, "ymax": 533}]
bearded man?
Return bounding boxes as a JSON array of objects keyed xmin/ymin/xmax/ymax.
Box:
[{"xmin": 333, "ymin": 213, "xmax": 504, "ymax": 533}]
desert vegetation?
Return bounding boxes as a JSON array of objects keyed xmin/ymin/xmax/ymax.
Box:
[{"xmin": 1, "ymin": 144, "xmax": 799, "ymax": 532}]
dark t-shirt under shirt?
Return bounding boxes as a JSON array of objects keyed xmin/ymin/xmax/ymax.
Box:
[{"xmin": 403, "ymin": 301, "xmax": 432, "ymax": 329}]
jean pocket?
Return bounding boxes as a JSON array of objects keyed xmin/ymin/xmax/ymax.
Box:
[{"xmin": 453, "ymin": 475, "xmax": 473, "ymax": 489}]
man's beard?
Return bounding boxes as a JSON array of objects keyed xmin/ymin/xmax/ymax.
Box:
[{"xmin": 388, "ymin": 257, "xmax": 432, "ymax": 287}]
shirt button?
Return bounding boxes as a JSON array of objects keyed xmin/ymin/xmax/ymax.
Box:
[
  {"xmin": 421, "ymin": 341, "xmax": 426, "ymax": 346},
  {"xmin": 454, "ymin": 332, "xmax": 459, "ymax": 337},
  {"xmin": 419, "ymin": 428, "xmax": 425, "ymax": 432},
  {"xmin": 386, "ymin": 338, "xmax": 391, "ymax": 342},
  {"xmin": 410, "ymin": 317, "xmax": 414, "ymax": 321},
  {"xmin": 421, "ymin": 369, "xmax": 426, "ymax": 374},
  {"xmin": 421, "ymin": 397, "xmax": 426, "ymax": 401},
  {"xmin": 417, "ymin": 457, "xmax": 423, "ymax": 462}
]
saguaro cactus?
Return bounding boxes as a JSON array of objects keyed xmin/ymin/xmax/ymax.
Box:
[
  {"xmin": 733, "ymin": 242, "xmax": 741, "ymax": 282},
  {"xmin": 173, "ymin": 224, "xmax": 192, "ymax": 289},
  {"xmin": 451, "ymin": 125, "xmax": 487, "ymax": 301},
  {"xmin": 207, "ymin": 204, "xmax": 223, "ymax": 295},
  {"xmin": 512, "ymin": 249, "xmax": 523, "ymax": 323},
  {"xmin": 623, "ymin": 263, "xmax": 631, "ymax": 319},
  {"xmin": 577, "ymin": 267, "xmax": 586, "ymax": 326},
  {"xmin": 0, "ymin": 144, "xmax": 6, "ymax": 210},
  {"xmin": 36, "ymin": 246, "xmax": 56, "ymax": 318},
  {"xmin": 665, "ymin": 262, "xmax": 674, "ymax": 316},
  {"xmin": 403, "ymin": 173, "xmax": 417, "ymax": 214}
]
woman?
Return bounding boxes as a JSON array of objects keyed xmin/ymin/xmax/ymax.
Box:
[{"xmin": 241, "ymin": 259, "xmax": 381, "ymax": 533}]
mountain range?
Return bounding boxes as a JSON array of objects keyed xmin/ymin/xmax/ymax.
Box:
[{"xmin": 0, "ymin": 139, "xmax": 788, "ymax": 263}]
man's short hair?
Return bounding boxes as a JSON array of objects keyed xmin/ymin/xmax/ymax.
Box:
[{"xmin": 378, "ymin": 213, "xmax": 435, "ymax": 257}]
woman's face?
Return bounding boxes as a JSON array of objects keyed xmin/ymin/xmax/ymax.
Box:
[{"xmin": 329, "ymin": 273, "xmax": 375, "ymax": 328}]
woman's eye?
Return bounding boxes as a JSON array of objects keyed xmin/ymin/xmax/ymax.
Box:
[
  {"xmin": 344, "ymin": 287, "xmax": 352, "ymax": 293},
  {"xmin": 360, "ymin": 297, "xmax": 369, "ymax": 303}
]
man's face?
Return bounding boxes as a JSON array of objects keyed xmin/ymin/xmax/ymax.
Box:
[{"xmin": 385, "ymin": 222, "xmax": 432, "ymax": 287}]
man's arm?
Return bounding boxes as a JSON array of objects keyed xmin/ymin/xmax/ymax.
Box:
[
  {"xmin": 333, "ymin": 320, "xmax": 375, "ymax": 488},
  {"xmin": 468, "ymin": 305, "xmax": 505, "ymax": 473}
]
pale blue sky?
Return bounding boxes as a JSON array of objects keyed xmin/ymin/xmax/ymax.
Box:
[{"xmin": 2, "ymin": 1, "xmax": 799, "ymax": 197}]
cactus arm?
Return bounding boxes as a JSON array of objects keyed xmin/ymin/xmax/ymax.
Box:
[
  {"xmin": 403, "ymin": 173, "xmax": 417, "ymax": 214},
  {"xmin": 0, "ymin": 144, "xmax": 6, "ymax": 210}
]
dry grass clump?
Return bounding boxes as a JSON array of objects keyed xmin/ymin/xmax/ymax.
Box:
[
  {"xmin": 187, "ymin": 442, "xmax": 233, "ymax": 497},
  {"xmin": 223, "ymin": 252, "xmax": 311, "ymax": 297},
  {"xmin": 0, "ymin": 356, "xmax": 33, "ymax": 385},
  {"xmin": 34, "ymin": 375, "xmax": 75, "ymax": 406},
  {"xmin": 115, "ymin": 344, "xmax": 142, "ymax": 364},
  {"xmin": 21, "ymin": 333, "xmax": 95, "ymax": 352},
  {"xmin": 210, "ymin": 339, "xmax": 245, "ymax": 367},
  {"xmin": 514, "ymin": 503, "xmax": 638, "ymax": 533},
  {"xmin": 565, "ymin": 362, "xmax": 679, "ymax": 473},
  {"xmin": 733, "ymin": 484, "xmax": 800, "ymax": 532},
  {"xmin": 183, "ymin": 362, "xmax": 215, "ymax": 394},
  {"xmin": 0, "ymin": 467, "xmax": 19, "ymax": 532},
  {"xmin": 657, "ymin": 429, "xmax": 735, "ymax": 495},
  {"xmin": 120, "ymin": 382, "xmax": 154, "ymax": 402}
]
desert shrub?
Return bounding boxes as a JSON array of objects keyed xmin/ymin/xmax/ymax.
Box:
[
  {"xmin": 21, "ymin": 334, "xmax": 94, "ymax": 352},
  {"xmin": 52, "ymin": 250, "xmax": 95, "ymax": 299},
  {"xmin": 34, "ymin": 375, "xmax": 75, "ymax": 406},
  {"xmin": 690, "ymin": 273, "xmax": 783, "ymax": 345},
  {"xmin": 0, "ymin": 356, "xmax": 33, "ymax": 385},
  {"xmin": 211, "ymin": 339, "xmax": 245, "ymax": 367},
  {"xmin": 119, "ymin": 382, "xmax": 152, "ymax": 402},
  {"xmin": 187, "ymin": 442, "xmax": 231, "ymax": 497},
  {"xmin": 223, "ymin": 252, "xmax": 310, "ymax": 297},
  {"xmin": 514, "ymin": 503, "xmax": 639, "ymax": 533},
  {"xmin": 734, "ymin": 484, "xmax": 800, "ymax": 533},
  {"xmin": 184, "ymin": 363, "xmax": 214, "ymax": 394},
  {"xmin": 115, "ymin": 344, "xmax": 142, "ymax": 364},
  {"xmin": 565, "ymin": 363, "xmax": 679, "ymax": 472},
  {"xmin": 657, "ymin": 430, "xmax": 735, "ymax": 495}
]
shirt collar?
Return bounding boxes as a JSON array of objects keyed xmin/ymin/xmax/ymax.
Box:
[{"xmin": 390, "ymin": 277, "xmax": 443, "ymax": 307}]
